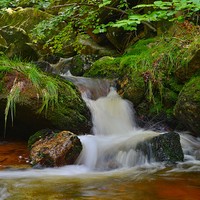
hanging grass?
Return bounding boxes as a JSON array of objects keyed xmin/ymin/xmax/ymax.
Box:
[{"xmin": 0, "ymin": 56, "xmax": 59, "ymax": 136}]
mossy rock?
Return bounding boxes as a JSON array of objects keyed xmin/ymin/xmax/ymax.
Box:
[
  {"xmin": 0, "ymin": 59, "xmax": 91, "ymax": 139},
  {"xmin": 136, "ymin": 132, "xmax": 184, "ymax": 163},
  {"xmin": 84, "ymin": 56, "xmax": 122, "ymax": 79},
  {"xmin": 28, "ymin": 128, "xmax": 55, "ymax": 149},
  {"xmin": 174, "ymin": 76, "xmax": 200, "ymax": 136},
  {"xmin": 175, "ymin": 49, "xmax": 200, "ymax": 83},
  {"xmin": 0, "ymin": 26, "xmax": 38, "ymax": 60},
  {"xmin": 118, "ymin": 70, "xmax": 145, "ymax": 106},
  {"xmin": 0, "ymin": 8, "xmax": 52, "ymax": 33}
]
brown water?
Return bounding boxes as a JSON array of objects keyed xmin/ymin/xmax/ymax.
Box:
[
  {"xmin": 0, "ymin": 142, "xmax": 200, "ymax": 200},
  {"xmin": 0, "ymin": 141, "xmax": 30, "ymax": 170},
  {"xmin": 1, "ymin": 169, "xmax": 200, "ymax": 200}
]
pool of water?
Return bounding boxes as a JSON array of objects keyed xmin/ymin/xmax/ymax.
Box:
[
  {"xmin": 0, "ymin": 166, "xmax": 200, "ymax": 200},
  {"xmin": 0, "ymin": 137, "xmax": 200, "ymax": 200}
]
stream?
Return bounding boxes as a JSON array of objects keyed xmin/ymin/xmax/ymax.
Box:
[{"xmin": 0, "ymin": 73, "xmax": 200, "ymax": 200}]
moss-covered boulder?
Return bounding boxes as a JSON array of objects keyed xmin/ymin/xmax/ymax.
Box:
[
  {"xmin": 0, "ymin": 8, "xmax": 52, "ymax": 33},
  {"xmin": 84, "ymin": 56, "xmax": 145, "ymax": 106},
  {"xmin": 84, "ymin": 56, "xmax": 122, "ymax": 79},
  {"xmin": 136, "ymin": 132, "xmax": 184, "ymax": 163},
  {"xmin": 118, "ymin": 71, "xmax": 145, "ymax": 106},
  {"xmin": 0, "ymin": 26, "xmax": 38, "ymax": 60},
  {"xmin": 174, "ymin": 76, "xmax": 200, "ymax": 136},
  {"xmin": 0, "ymin": 58, "xmax": 90, "ymax": 139},
  {"xmin": 29, "ymin": 130, "xmax": 82, "ymax": 167}
]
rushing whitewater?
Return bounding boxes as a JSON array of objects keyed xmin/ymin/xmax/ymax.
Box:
[
  {"xmin": 61, "ymin": 72, "xmax": 160, "ymax": 170},
  {"xmin": 77, "ymin": 86, "xmax": 160, "ymax": 170},
  {"xmin": 61, "ymin": 72, "xmax": 200, "ymax": 171}
]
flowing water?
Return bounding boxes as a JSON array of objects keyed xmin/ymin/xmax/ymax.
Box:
[{"xmin": 0, "ymin": 73, "xmax": 200, "ymax": 200}]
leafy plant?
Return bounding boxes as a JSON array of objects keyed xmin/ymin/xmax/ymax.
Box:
[{"xmin": 29, "ymin": 0, "xmax": 200, "ymax": 54}]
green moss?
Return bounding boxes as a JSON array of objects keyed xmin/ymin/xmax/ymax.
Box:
[
  {"xmin": 28, "ymin": 129, "xmax": 54, "ymax": 149},
  {"xmin": 125, "ymin": 38, "xmax": 156, "ymax": 56},
  {"xmin": 84, "ymin": 56, "xmax": 122, "ymax": 79},
  {"xmin": 180, "ymin": 76, "xmax": 200, "ymax": 101},
  {"xmin": 0, "ymin": 56, "xmax": 90, "ymax": 135}
]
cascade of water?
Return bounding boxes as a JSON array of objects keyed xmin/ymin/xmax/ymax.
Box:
[
  {"xmin": 83, "ymin": 87, "xmax": 136, "ymax": 136},
  {"xmin": 62, "ymin": 72, "xmax": 200, "ymax": 171}
]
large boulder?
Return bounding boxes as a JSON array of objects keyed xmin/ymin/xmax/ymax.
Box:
[
  {"xmin": 174, "ymin": 76, "xmax": 200, "ymax": 136},
  {"xmin": 0, "ymin": 62, "xmax": 91, "ymax": 139},
  {"xmin": 136, "ymin": 132, "xmax": 184, "ymax": 163},
  {"xmin": 29, "ymin": 130, "xmax": 82, "ymax": 167}
]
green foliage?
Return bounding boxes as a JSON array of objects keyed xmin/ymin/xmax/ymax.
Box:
[
  {"xmin": 31, "ymin": 3, "xmax": 99, "ymax": 54},
  {"xmin": 0, "ymin": 0, "xmax": 16, "ymax": 9},
  {"xmin": 119, "ymin": 29, "xmax": 200, "ymax": 115},
  {"xmin": 29, "ymin": 0, "xmax": 200, "ymax": 53},
  {"xmin": 95, "ymin": 0, "xmax": 200, "ymax": 32}
]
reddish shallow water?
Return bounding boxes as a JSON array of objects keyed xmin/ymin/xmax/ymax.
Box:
[
  {"xmin": 0, "ymin": 141, "xmax": 200, "ymax": 200},
  {"xmin": 0, "ymin": 141, "xmax": 30, "ymax": 169}
]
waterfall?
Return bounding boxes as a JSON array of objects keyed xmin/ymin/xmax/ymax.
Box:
[{"xmin": 62, "ymin": 72, "xmax": 159, "ymax": 170}]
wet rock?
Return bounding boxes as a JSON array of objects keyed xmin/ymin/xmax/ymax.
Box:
[
  {"xmin": 29, "ymin": 130, "xmax": 82, "ymax": 167},
  {"xmin": 136, "ymin": 132, "xmax": 184, "ymax": 163},
  {"xmin": 70, "ymin": 55, "xmax": 100, "ymax": 76},
  {"xmin": 174, "ymin": 76, "xmax": 200, "ymax": 136}
]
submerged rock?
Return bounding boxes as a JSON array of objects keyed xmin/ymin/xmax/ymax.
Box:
[
  {"xmin": 30, "ymin": 130, "xmax": 82, "ymax": 167},
  {"xmin": 136, "ymin": 132, "xmax": 184, "ymax": 163}
]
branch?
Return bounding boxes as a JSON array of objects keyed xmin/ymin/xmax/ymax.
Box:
[{"xmin": 50, "ymin": 3, "xmax": 127, "ymax": 15}]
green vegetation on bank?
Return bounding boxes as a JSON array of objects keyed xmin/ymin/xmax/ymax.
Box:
[{"xmin": 85, "ymin": 24, "xmax": 200, "ymax": 117}]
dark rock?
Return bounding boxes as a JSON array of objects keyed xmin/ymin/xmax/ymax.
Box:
[
  {"xmin": 70, "ymin": 55, "xmax": 100, "ymax": 76},
  {"xmin": 29, "ymin": 130, "xmax": 82, "ymax": 167},
  {"xmin": 76, "ymin": 34, "xmax": 117, "ymax": 56},
  {"xmin": 174, "ymin": 76, "xmax": 200, "ymax": 136},
  {"xmin": 136, "ymin": 132, "xmax": 184, "ymax": 163},
  {"xmin": 33, "ymin": 61, "xmax": 53, "ymax": 73}
]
